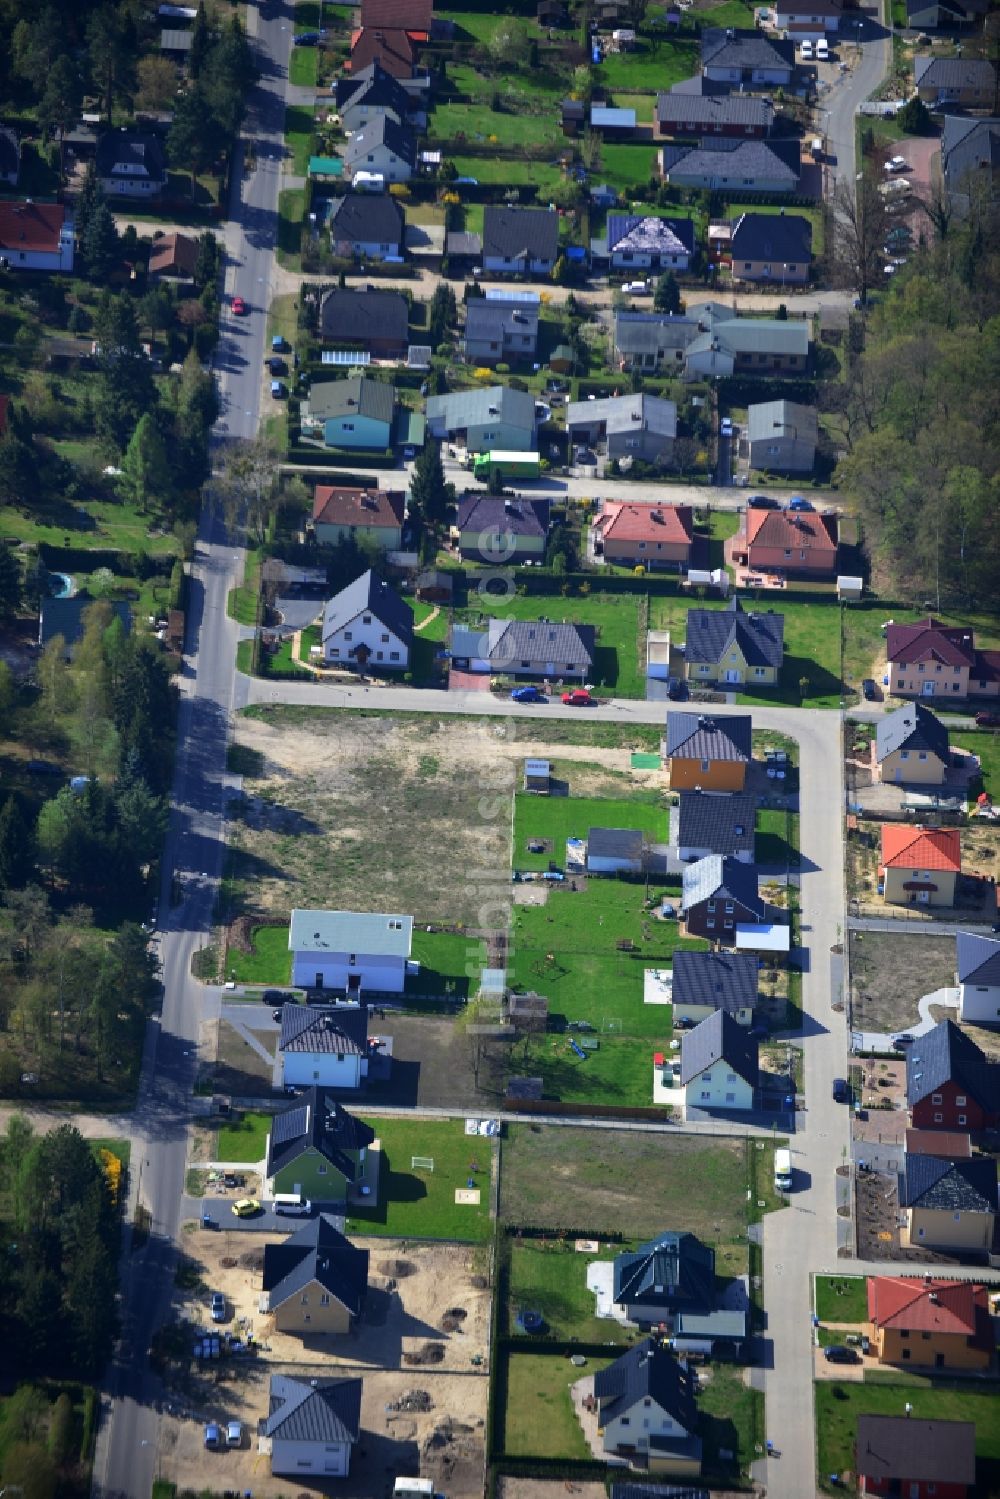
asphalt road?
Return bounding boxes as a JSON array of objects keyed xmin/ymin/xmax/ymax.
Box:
[
  {"xmin": 91, "ymin": 4, "xmax": 292, "ymax": 1495},
  {"xmin": 820, "ymin": 6, "xmax": 893, "ymax": 192}
]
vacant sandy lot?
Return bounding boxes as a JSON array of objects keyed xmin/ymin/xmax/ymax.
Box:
[
  {"xmin": 228, "ymin": 710, "xmax": 663, "ymax": 924},
  {"xmin": 158, "ymin": 1231, "xmax": 490, "ymax": 1498}
]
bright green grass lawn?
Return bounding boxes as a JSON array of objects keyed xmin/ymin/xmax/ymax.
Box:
[
  {"xmin": 951, "ymin": 729, "xmax": 1000, "ymax": 800},
  {"xmin": 699, "ymin": 1362, "xmax": 764, "ymax": 1482},
  {"xmin": 598, "ymin": 37, "xmax": 697, "ymax": 91},
  {"xmin": 289, "ymin": 44, "xmax": 319, "ymax": 87},
  {"xmin": 511, "ymin": 1032, "xmax": 669, "ymax": 1107},
  {"xmin": 226, "ymin": 925, "xmax": 292, "ymax": 985},
  {"xmin": 218, "ymin": 1111, "xmax": 271, "ymax": 1163},
  {"xmin": 444, "ymin": 9, "xmax": 544, "ymax": 42},
  {"xmin": 447, "ymin": 62, "xmax": 571, "ymax": 105},
  {"xmin": 411, "ymin": 599, "xmax": 450, "ymax": 640},
  {"xmin": 408, "ymin": 929, "xmax": 475, "ymax": 999},
  {"xmin": 449, "ymin": 155, "xmax": 567, "ymax": 192},
  {"xmin": 513, "ymin": 790, "xmax": 666, "ymax": 871},
  {"xmin": 457, "ymin": 592, "xmax": 644, "ymax": 696},
  {"xmin": 502, "ymin": 1351, "xmax": 615, "ymax": 1458},
  {"xmin": 650, "ymin": 594, "xmax": 844, "ymax": 708},
  {"xmin": 277, "ymin": 188, "xmax": 305, "ymax": 267},
  {"xmin": 693, "ymin": 0, "xmax": 756, "ymax": 22},
  {"xmin": 841, "ymin": 604, "xmax": 1000, "ymax": 699},
  {"xmin": 0, "ymin": 499, "xmax": 181, "ymax": 556},
  {"xmin": 815, "ymin": 1379, "xmax": 1000, "ymax": 1494},
  {"xmin": 599, "ymin": 142, "xmax": 660, "ymax": 194},
  {"xmin": 756, "ymin": 806, "xmax": 796, "ymax": 867},
  {"xmin": 430, "ymin": 103, "xmax": 561, "ymax": 150},
  {"xmin": 284, "ymin": 105, "xmax": 315, "ymax": 176},
  {"xmin": 507, "ymin": 1242, "xmax": 633, "ymax": 1341},
  {"xmin": 814, "ymin": 1274, "xmax": 868, "ymax": 1322},
  {"xmin": 614, "ymin": 92, "xmax": 656, "ymax": 125},
  {"xmin": 344, "ymin": 1117, "xmax": 491, "ymax": 1240}
]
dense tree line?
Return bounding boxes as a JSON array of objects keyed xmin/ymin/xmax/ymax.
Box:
[{"xmin": 829, "ymin": 212, "xmax": 1000, "ymax": 606}]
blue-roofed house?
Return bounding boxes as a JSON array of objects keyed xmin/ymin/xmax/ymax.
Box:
[
  {"xmin": 289, "ymin": 909, "xmax": 413, "ymax": 994},
  {"xmin": 265, "ymin": 1089, "xmax": 378, "ymax": 1203},
  {"xmin": 320, "ymin": 569, "xmax": 413, "ymax": 671},
  {"xmin": 593, "ymin": 1340, "xmax": 702, "ymax": 1475},
  {"xmin": 264, "ymin": 1373, "xmax": 363, "ymax": 1477},
  {"xmin": 262, "ymin": 1216, "xmax": 369, "ymax": 1335}
]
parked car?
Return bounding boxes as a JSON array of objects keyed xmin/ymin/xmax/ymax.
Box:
[
  {"xmin": 227, "ymin": 1421, "xmax": 244, "ymax": 1448},
  {"xmin": 885, "ymin": 155, "xmax": 909, "ymax": 173},
  {"xmin": 263, "ymin": 989, "xmax": 293, "ymax": 1003},
  {"xmin": 270, "ymin": 381, "xmax": 288, "ymax": 399},
  {"xmin": 748, "ymin": 494, "xmax": 779, "ymax": 509},
  {"xmin": 27, "ymin": 759, "xmax": 62, "ymax": 775},
  {"xmin": 815, "ymin": 37, "xmax": 829, "ymax": 59},
  {"xmin": 975, "ymin": 712, "xmax": 1000, "ymax": 728},
  {"xmin": 294, "ymin": 30, "xmax": 322, "ymax": 44},
  {"xmin": 204, "ymin": 1422, "xmax": 222, "ymax": 1449},
  {"xmin": 832, "ymin": 1077, "xmax": 850, "ymax": 1103},
  {"xmin": 892, "ymin": 1034, "xmax": 915, "ymax": 1050},
  {"xmin": 799, "ymin": 38, "xmax": 814, "ymax": 58},
  {"xmin": 231, "ymin": 296, "xmax": 248, "ymax": 315},
  {"xmin": 674, "ymin": 1016, "xmax": 694, "ymax": 1030},
  {"xmin": 861, "ymin": 678, "xmax": 878, "ymax": 701},
  {"xmin": 720, "ymin": 417, "xmax": 734, "ymax": 438},
  {"xmin": 824, "ymin": 1345, "xmax": 859, "ymax": 1364},
  {"xmin": 272, "ymin": 1007, "xmax": 284, "ymax": 1022},
  {"xmin": 232, "ymin": 1197, "xmax": 262, "ymax": 1218},
  {"xmin": 561, "ymin": 689, "xmax": 596, "ymax": 706},
  {"xmin": 666, "ymin": 676, "xmax": 687, "ymax": 701},
  {"xmin": 788, "ymin": 495, "xmax": 814, "ymax": 511},
  {"xmin": 210, "ymin": 1291, "xmax": 226, "ymax": 1322},
  {"xmin": 266, "ymin": 356, "xmax": 288, "ymax": 376},
  {"xmin": 511, "ymin": 685, "xmax": 547, "ymax": 703}
]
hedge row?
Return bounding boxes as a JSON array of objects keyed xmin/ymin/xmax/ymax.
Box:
[
  {"xmin": 38, "ymin": 544, "xmax": 175, "ymax": 577},
  {"xmin": 502, "ymin": 1223, "xmax": 626, "ymax": 1243}
]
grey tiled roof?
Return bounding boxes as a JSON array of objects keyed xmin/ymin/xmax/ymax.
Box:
[
  {"xmin": 856, "ymin": 1415, "xmax": 976, "ymax": 1487},
  {"xmin": 567, "ymin": 393, "xmax": 678, "ymax": 439},
  {"xmin": 684, "ymin": 596, "xmax": 784, "ymax": 669},
  {"xmin": 663, "ymin": 139, "xmax": 800, "ymax": 188},
  {"xmin": 656, "ymin": 92, "xmax": 773, "ymax": 130},
  {"xmin": 464, "ymin": 297, "xmax": 539, "ymax": 345},
  {"xmin": 280, "ymin": 1004, "xmax": 369, "ymax": 1057},
  {"xmin": 730, "ymin": 211, "xmax": 812, "ymax": 262},
  {"xmin": 679, "ymin": 1008, "xmax": 759, "ymax": 1087},
  {"xmin": 876, "ymin": 702, "xmax": 950, "ymax": 764},
  {"xmin": 746, "ymin": 399, "xmax": 818, "ymax": 448},
  {"xmin": 612, "ymin": 1231, "xmax": 716, "ymax": 1310},
  {"xmin": 307, "ymin": 375, "xmax": 395, "ymax": 426},
  {"xmin": 266, "ymin": 1089, "xmax": 376, "ymax": 1181},
  {"xmin": 343, "ymin": 114, "xmax": 416, "ymax": 168},
  {"xmin": 594, "ymin": 1340, "xmax": 698, "ymax": 1432},
  {"xmin": 483, "ymin": 205, "xmax": 559, "ymax": 262},
  {"xmin": 489, "ymin": 617, "xmax": 595, "ymax": 671},
  {"xmin": 676, "ymin": 792, "xmax": 756, "ymax": 859},
  {"xmin": 262, "ymin": 1214, "xmax": 369, "ymax": 1314},
  {"xmin": 665, "ymin": 712, "xmax": 752, "ymax": 762},
  {"xmin": 956, "ymin": 931, "xmax": 1000, "ymax": 986},
  {"xmin": 264, "ymin": 1374, "xmax": 363, "ymax": 1444},
  {"xmin": 456, "ymin": 493, "xmax": 550, "ymax": 541},
  {"xmin": 899, "ymin": 1154, "xmax": 998, "ymax": 1214},
  {"xmin": 425, "ymin": 384, "xmax": 536, "ymax": 435},
  {"xmin": 322, "ymin": 569, "xmax": 414, "ymax": 648},
  {"xmin": 319, "ymin": 287, "xmax": 408, "ymax": 344},
  {"xmin": 588, "ymin": 827, "xmax": 645, "ymax": 861},
  {"xmin": 941, "ymin": 115, "xmax": 1000, "ymax": 194},
  {"xmin": 701, "ymin": 27, "xmax": 795, "ymax": 71},
  {"xmin": 905, "ymin": 1018, "xmax": 1000, "ymax": 1112},
  {"xmin": 328, "ymin": 191, "xmax": 405, "ymax": 247},
  {"xmin": 681, "ymin": 855, "xmax": 765, "ymax": 919},
  {"xmin": 335, "ymin": 61, "xmax": 414, "ymax": 116},
  {"xmin": 671, "ymin": 949, "xmax": 759, "ymax": 1012},
  {"xmin": 614, "ymin": 312, "xmax": 700, "ymax": 356},
  {"xmin": 914, "ymin": 56, "xmax": 996, "ymax": 91}
]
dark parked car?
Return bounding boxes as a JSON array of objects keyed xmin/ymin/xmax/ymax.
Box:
[
  {"xmin": 824, "ymin": 1345, "xmax": 859, "ymax": 1364},
  {"xmin": 266, "ymin": 357, "xmax": 289, "ymax": 376},
  {"xmin": 666, "ymin": 676, "xmax": 687, "ymax": 701},
  {"xmin": 861, "ymin": 678, "xmax": 878, "ymax": 701},
  {"xmin": 263, "ymin": 989, "xmax": 293, "ymax": 1004},
  {"xmin": 748, "ymin": 494, "xmax": 780, "ymax": 509},
  {"xmin": 892, "ymin": 1033, "xmax": 915, "ymax": 1050},
  {"xmin": 832, "ymin": 1077, "xmax": 850, "ymax": 1103},
  {"xmin": 975, "ymin": 712, "xmax": 1000, "ymax": 728}
]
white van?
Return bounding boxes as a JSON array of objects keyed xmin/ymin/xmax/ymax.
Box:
[
  {"xmin": 774, "ymin": 1147, "xmax": 793, "ymax": 1193},
  {"xmin": 799, "ymin": 39, "xmax": 813, "ymax": 59},
  {"xmin": 815, "ymin": 37, "xmax": 829, "ymax": 59},
  {"xmin": 273, "ymin": 1193, "xmax": 312, "ymax": 1216},
  {"xmin": 393, "ymin": 1482, "xmax": 436, "ymax": 1498}
]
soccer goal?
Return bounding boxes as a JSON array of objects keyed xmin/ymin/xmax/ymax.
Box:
[{"xmin": 411, "ymin": 1156, "xmax": 435, "ymax": 1172}]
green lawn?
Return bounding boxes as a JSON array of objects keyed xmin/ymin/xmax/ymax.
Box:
[
  {"xmin": 507, "ymin": 1032, "xmax": 670, "ymax": 1108},
  {"xmin": 507, "ymin": 1241, "xmax": 633, "ymax": 1342},
  {"xmin": 756, "ymin": 806, "xmax": 797, "ymax": 867},
  {"xmin": 950, "ymin": 729, "xmax": 1000, "ymax": 800},
  {"xmin": 502, "ymin": 1351, "xmax": 614, "ymax": 1458},
  {"xmin": 448, "ymin": 155, "xmax": 567, "ymax": 193},
  {"xmin": 699, "ymin": 1362, "xmax": 764, "ymax": 1483},
  {"xmin": 344, "ymin": 1117, "xmax": 492, "ymax": 1240},
  {"xmin": 447, "ymin": 62, "xmax": 570, "ymax": 107},
  {"xmin": 599, "ymin": 142, "xmax": 660, "ymax": 194},
  {"xmin": 457, "ymin": 592, "xmax": 645, "ymax": 696},
  {"xmin": 726, "ymin": 200, "xmax": 826, "ymax": 258},
  {"xmin": 218, "ymin": 1111, "xmax": 271, "ymax": 1163},
  {"xmin": 228, "ymin": 585, "xmax": 260, "ymax": 625},
  {"xmin": 409, "ymin": 929, "xmax": 475, "ymax": 999},
  {"xmin": 0, "ymin": 498, "xmax": 181, "ymax": 556},
  {"xmin": 277, "ymin": 188, "xmax": 305, "ymax": 268},
  {"xmin": 596, "ymin": 37, "xmax": 697, "ymax": 91},
  {"xmin": 650, "ymin": 594, "xmax": 844, "ymax": 708},
  {"xmin": 815, "ymin": 1379, "xmax": 1000, "ymax": 1493},
  {"xmin": 226, "ymin": 925, "xmax": 292, "ymax": 985},
  {"xmin": 430, "ymin": 103, "xmax": 561, "ymax": 150},
  {"xmin": 284, "ymin": 105, "xmax": 315, "ymax": 176},
  {"xmin": 814, "ymin": 1274, "xmax": 868, "ymax": 1323},
  {"xmin": 513, "ymin": 788, "xmax": 666, "ymax": 871},
  {"xmin": 289, "ymin": 44, "xmax": 319, "ymax": 87},
  {"xmin": 841, "ymin": 604, "xmax": 1000, "ymax": 701}
]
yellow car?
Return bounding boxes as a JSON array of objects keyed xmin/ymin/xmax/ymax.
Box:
[{"xmin": 232, "ymin": 1198, "xmax": 261, "ymax": 1218}]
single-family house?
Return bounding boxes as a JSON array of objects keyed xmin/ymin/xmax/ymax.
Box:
[
  {"xmin": 909, "ymin": 0, "xmax": 980, "ymax": 23},
  {"xmin": 320, "ymin": 569, "xmax": 413, "ymax": 671},
  {"xmin": 263, "ymin": 1374, "xmax": 363, "ymax": 1478},
  {"xmin": 0, "ymin": 127, "xmax": 19, "ymax": 186},
  {"xmin": 660, "ymin": 138, "xmax": 801, "ymax": 194},
  {"xmin": 425, "ymin": 385, "xmax": 536, "ymax": 451},
  {"xmin": 570, "ymin": 396, "xmax": 679, "ymax": 469},
  {"xmin": 455, "ymin": 493, "xmax": 550, "ymax": 565},
  {"xmin": 311, "ymin": 485, "xmax": 405, "ymax": 549},
  {"xmin": 906, "ymin": 1018, "xmax": 1000, "ymax": 1132},
  {"xmin": 958, "ymin": 931, "xmax": 1000, "ymax": 1025},
  {"xmin": 685, "ymin": 315, "xmax": 811, "ymax": 378},
  {"xmin": 681, "ymin": 856, "xmax": 766, "ymax": 943},
  {"xmin": 613, "ymin": 310, "xmax": 702, "ymax": 373},
  {"xmin": 266, "ymin": 1090, "xmax": 377, "ymax": 1204},
  {"xmin": 683, "ymin": 597, "xmax": 785, "ymax": 687},
  {"xmin": 96, "ymin": 131, "xmax": 166, "ymax": 197},
  {"xmin": 349, "ymin": 27, "xmax": 421, "ymax": 78},
  {"xmin": 856, "ymin": 1416, "xmax": 976, "ymax": 1499},
  {"xmin": 360, "ymin": 0, "xmax": 433, "ymax": 29},
  {"xmin": 587, "ymin": 827, "xmax": 646, "ymax": 875},
  {"xmin": 915, "ymin": 56, "xmax": 997, "ymax": 109},
  {"xmin": 884, "ymin": 617, "xmax": 978, "ymax": 701},
  {"xmin": 39, "ymin": 598, "xmax": 131, "ymax": 654},
  {"xmin": 747, "ymin": 399, "xmax": 818, "ymax": 472},
  {"xmin": 664, "ymin": 712, "xmax": 752, "ymax": 791},
  {"xmin": 444, "ymin": 228, "xmax": 482, "ymax": 269},
  {"xmin": 670, "ymin": 949, "xmax": 759, "ymax": 1025},
  {"xmin": 343, "ymin": 115, "xmax": 416, "ymax": 183},
  {"xmin": 326, "ymin": 192, "xmax": 405, "ymax": 260},
  {"xmin": 880, "ymin": 825, "xmax": 961, "ymax": 908},
  {"xmin": 482, "ymin": 205, "xmax": 559, "ymax": 276},
  {"xmin": 0, "ymin": 201, "xmax": 75, "ymax": 273},
  {"xmin": 593, "ymin": 1340, "xmax": 702, "ymax": 1474},
  {"xmin": 612, "ymin": 1232, "xmax": 716, "ymax": 1324},
  {"xmin": 941, "ymin": 115, "xmax": 1000, "ymax": 219},
  {"xmin": 302, "ymin": 377, "xmax": 397, "ymax": 451},
  {"xmin": 147, "ymin": 231, "xmax": 199, "ymax": 281},
  {"xmin": 594, "ymin": 214, "xmax": 696, "ymax": 272},
  {"xmin": 900, "ymin": 1153, "xmax": 998, "ymax": 1252},
  {"xmin": 319, "ymin": 287, "xmax": 409, "ymax": 359},
  {"xmin": 866, "ymin": 1276, "xmax": 994, "ymax": 1371},
  {"xmin": 289, "ymin": 908, "xmax": 413, "ymax": 993},
  {"xmin": 656, "ymin": 91, "xmax": 774, "ymax": 140},
  {"xmin": 875, "ymin": 702, "xmax": 950, "ymax": 785},
  {"xmin": 449, "ymin": 617, "xmax": 595, "ymax": 680},
  {"xmin": 279, "ymin": 1003, "xmax": 371, "ymax": 1090},
  {"xmin": 591, "ymin": 498, "xmax": 691, "ymax": 568},
  {"xmin": 730, "ymin": 212, "xmax": 812, "ymax": 285},
  {"xmin": 680, "ymin": 1008, "xmax": 759, "ymax": 1109},
  {"xmin": 701, "ymin": 28, "xmax": 795, "ymax": 85},
  {"xmin": 463, "ymin": 295, "xmax": 540, "ymax": 365},
  {"xmin": 675, "ymin": 790, "xmax": 757, "ymax": 863},
  {"xmin": 772, "ymin": 0, "xmax": 844, "ymax": 35},
  {"xmin": 727, "ymin": 507, "xmax": 837, "ymax": 577},
  {"xmin": 262, "ymin": 1216, "xmax": 369, "ymax": 1334},
  {"xmin": 335, "ymin": 62, "xmax": 417, "ymax": 131}
]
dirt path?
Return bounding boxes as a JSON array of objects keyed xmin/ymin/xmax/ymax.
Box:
[{"xmin": 414, "ymin": 605, "xmax": 441, "ymax": 633}]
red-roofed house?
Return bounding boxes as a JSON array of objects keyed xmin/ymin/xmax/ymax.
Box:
[
  {"xmin": 349, "ymin": 27, "xmax": 420, "ymax": 76},
  {"xmin": 726, "ymin": 506, "xmax": 837, "ymax": 577},
  {"xmin": 880, "ymin": 825, "xmax": 961, "ymax": 907},
  {"xmin": 311, "ymin": 486, "xmax": 405, "ymax": 549},
  {"xmin": 867, "ymin": 1276, "xmax": 994, "ymax": 1371},
  {"xmin": 885, "ymin": 618, "xmax": 978, "ymax": 700},
  {"xmin": 0, "ymin": 201, "xmax": 74, "ymax": 272},
  {"xmin": 359, "ymin": 0, "xmax": 432, "ymax": 33},
  {"xmin": 593, "ymin": 501, "xmax": 693, "ymax": 570}
]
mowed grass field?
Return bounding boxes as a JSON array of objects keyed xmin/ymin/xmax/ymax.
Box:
[
  {"xmin": 841, "ymin": 603, "xmax": 1000, "ymax": 698},
  {"xmin": 456, "ymin": 593, "xmax": 645, "ymax": 696},
  {"xmin": 506, "ymin": 1241, "xmax": 634, "ymax": 1342},
  {"xmin": 950, "ymin": 728, "xmax": 1000, "ymax": 800},
  {"xmin": 344, "ymin": 1117, "xmax": 492, "ymax": 1241},
  {"xmin": 513, "ymin": 789, "xmax": 666, "ymax": 871},
  {"xmin": 429, "ymin": 103, "xmax": 562, "ymax": 150},
  {"xmin": 814, "ymin": 1274, "xmax": 868, "ymax": 1323},
  {"xmin": 502, "ymin": 1351, "xmax": 615, "ymax": 1459}
]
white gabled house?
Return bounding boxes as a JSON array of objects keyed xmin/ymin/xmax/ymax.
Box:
[
  {"xmin": 957, "ymin": 931, "xmax": 1000, "ymax": 1025},
  {"xmin": 321, "ymin": 569, "xmax": 413, "ymax": 672},
  {"xmin": 289, "ymin": 909, "xmax": 414, "ymax": 994},
  {"xmin": 278, "ymin": 1003, "xmax": 371, "ymax": 1090}
]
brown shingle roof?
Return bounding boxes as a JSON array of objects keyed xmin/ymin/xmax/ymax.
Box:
[
  {"xmin": 312, "ymin": 486, "xmax": 405, "ymax": 529},
  {"xmin": 0, "ymin": 201, "xmax": 67, "ymax": 254},
  {"xmin": 148, "ymin": 231, "xmax": 199, "ymax": 278},
  {"xmin": 885, "ymin": 616, "xmax": 976, "ymax": 669},
  {"xmin": 745, "ymin": 507, "xmax": 837, "ymax": 556}
]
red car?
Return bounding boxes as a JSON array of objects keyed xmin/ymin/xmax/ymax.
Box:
[
  {"xmin": 561, "ymin": 689, "xmax": 596, "ymax": 706},
  {"xmin": 231, "ymin": 296, "xmax": 248, "ymax": 315},
  {"xmin": 975, "ymin": 712, "xmax": 1000, "ymax": 728}
]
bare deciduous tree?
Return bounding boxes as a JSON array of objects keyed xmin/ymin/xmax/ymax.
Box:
[{"xmin": 832, "ymin": 170, "xmax": 889, "ymax": 306}]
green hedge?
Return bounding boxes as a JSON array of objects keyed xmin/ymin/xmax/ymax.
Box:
[{"xmin": 38, "ymin": 544, "xmax": 174, "ymax": 577}]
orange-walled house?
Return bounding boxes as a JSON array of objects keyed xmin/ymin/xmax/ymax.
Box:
[
  {"xmin": 867, "ymin": 1277, "xmax": 994, "ymax": 1372},
  {"xmin": 664, "ymin": 712, "xmax": 752, "ymax": 791}
]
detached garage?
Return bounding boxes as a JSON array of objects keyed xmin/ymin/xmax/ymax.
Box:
[{"xmin": 587, "ymin": 827, "xmax": 645, "ymax": 875}]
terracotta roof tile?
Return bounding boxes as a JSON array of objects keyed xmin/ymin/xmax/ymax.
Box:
[
  {"xmin": 744, "ymin": 507, "xmax": 837, "ymax": 554},
  {"xmin": 596, "ymin": 501, "xmax": 693, "ymax": 546},
  {"xmin": 0, "ymin": 201, "xmax": 67, "ymax": 255},
  {"xmin": 867, "ymin": 1276, "xmax": 987, "ymax": 1337},
  {"xmin": 880, "ymin": 825, "xmax": 961, "ymax": 872},
  {"xmin": 312, "ymin": 486, "xmax": 404, "ymax": 529}
]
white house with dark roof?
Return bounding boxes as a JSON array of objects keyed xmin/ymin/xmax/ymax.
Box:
[
  {"xmin": 264, "ymin": 1374, "xmax": 363, "ymax": 1477},
  {"xmin": 661, "ymin": 139, "xmax": 801, "ymax": 195},
  {"xmin": 957, "ymin": 931, "xmax": 1000, "ymax": 1024},
  {"xmin": 679, "ymin": 1009, "xmax": 759, "ymax": 1112},
  {"xmin": 449, "ymin": 617, "xmax": 595, "ymax": 680},
  {"xmin": 320, "ymin": 570, "xmax": 413, "ymax": 671},
  {"xmin": 701, "ymin": 28, "xmax": 795, "ymax": 85},
  {"xmin": 343, "ymin": 114, "xmax": 416, "ymax": 182},
  {"xmin": 670, "ymin": 949, "xmax": 759, "ymax": 1026},
  {"xmin": 464, "ymin": 295, "xmax": 540, "ymax": 365},
  {"xmin": 874, "ymin": 701, "xmax": 950, "ymax": 785},
  {"xmin": 482, "ymin": 205, "xmax": 559, "ymax": 275},
  {"xmin": 612, "ymin": 1232, "xmax": 716, "ymax": 1323},
  {"xmin": 289, "ymin": 909, "xmax": 413, "ymax": 994},
  {"xmin": 730, "ymin": 213, "xmax": 813, "ymax": 286},
  {"xmin": 327, "ymin": 191, "xmax": 405, "ymax": 259},
  {"xmin": 594, "ymin": 214, "xmax": 695, "ymax": 272},
  {"xmin": 96, "ymin": 130, "xmax": 166, "ymax": 197},
  {"xmin": 674, "ymin": 790, "xmax": 756, "ymax": 863},
  {"xmin": 279, "ymin": 1002, "xmax": 372, "ymax": 1089},
  {"xmin": 592, "ymin": 1340, "xmax": 701, "ymax": 1474}
]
